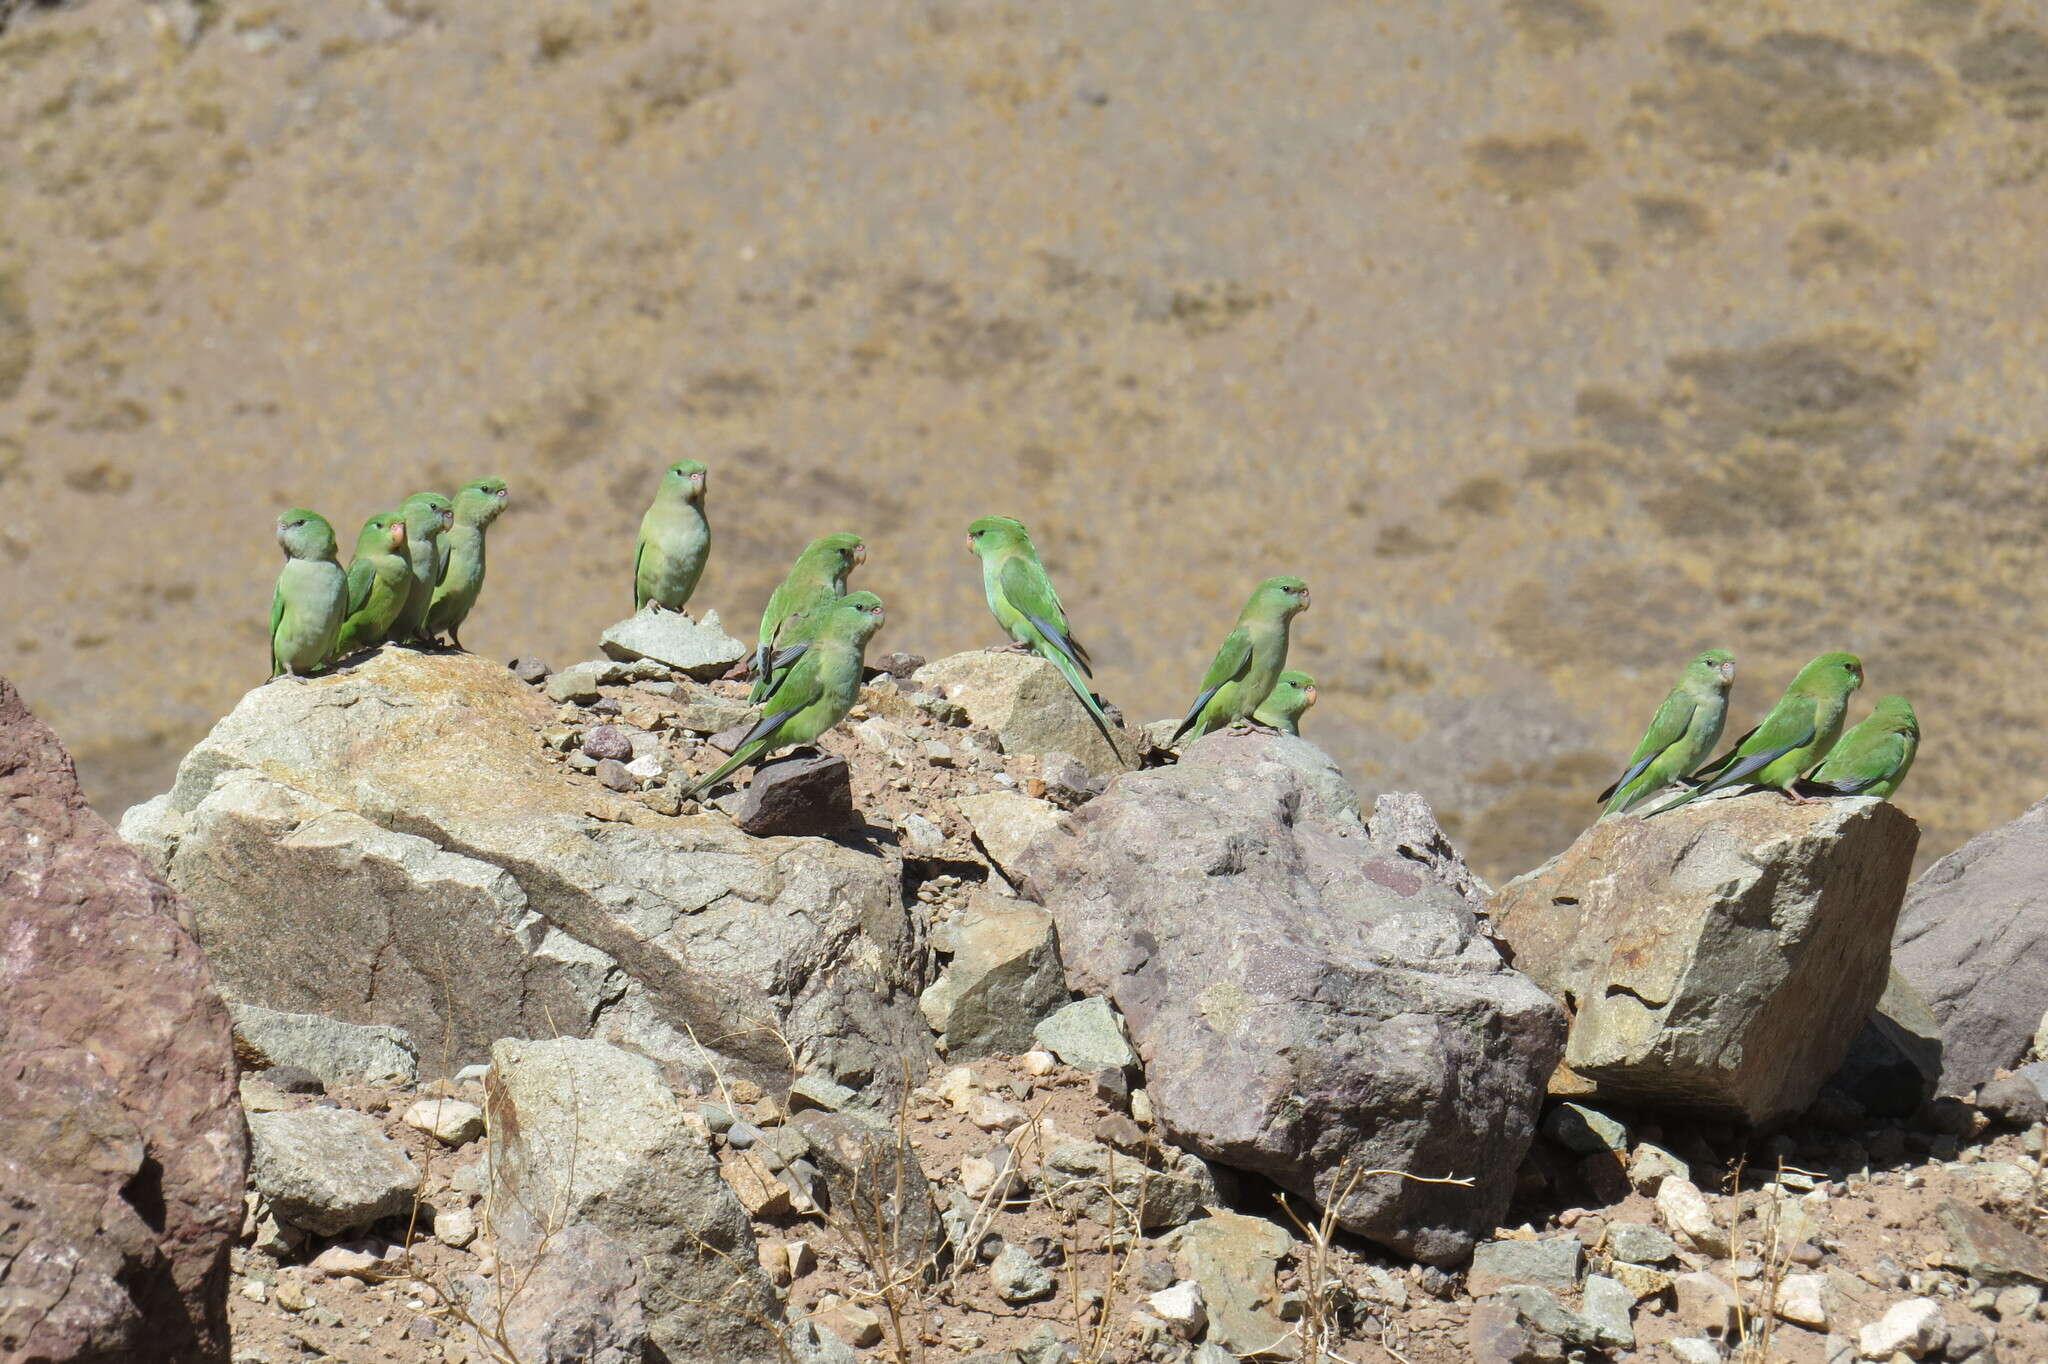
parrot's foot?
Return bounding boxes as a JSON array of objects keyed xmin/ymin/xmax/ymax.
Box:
[
  {"xmin": 1781, "ymin": 788, "xmax": 1814, "ymax": 805},
  {"xmin": 983, "ymin": 642, "xmax": 1033, "ymax": 654}
]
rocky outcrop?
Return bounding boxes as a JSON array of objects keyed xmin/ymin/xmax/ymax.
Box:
[
  {"xmin": 1490, "ymin": 792, "xmax": 1919, "ymax": 1125},
  {"xmin": 914, "ymin": 651, "xmax": 1135, "ymax": 779},
  {"xmin": 487, "ymin": 1037, "xmax": 780, "ymax": 1364},
  {"xmin": 1017, "ymin": 731, "xmax": 1564, "ymax": 1265},
  {"xmin": 1893, "ymin": 793, "xmax": 2048, "ymax": 1093},
  {"xmin": 121, "ymin": 650, "xmax": 931, "ymax": 1093},
  {"xmin": 0, "ymin": 675, "xmax": 245, "ymax": 1362}
]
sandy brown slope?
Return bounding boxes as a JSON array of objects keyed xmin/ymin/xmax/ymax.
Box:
[{"xmin": 2, "ymin": 0, "xmax": 2045, "ymax": 880}]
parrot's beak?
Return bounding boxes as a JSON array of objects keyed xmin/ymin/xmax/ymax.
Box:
[
  {"xmin": 854, "ymin": 543, "xmax": 868, "ymax": 566},
  {"xmin": 1304, "ymin": 685, "xmax": 1318, "ymax": 707}
]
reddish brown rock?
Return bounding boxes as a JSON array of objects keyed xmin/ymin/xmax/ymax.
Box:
[{"xmin": 0, "ymin": 675, "xmax": 246, "ymax": 1362}]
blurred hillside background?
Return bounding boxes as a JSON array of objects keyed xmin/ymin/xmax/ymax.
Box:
[{"xmin": 1, "ymin": 0, "xmax": 2044, "ymax": 883}]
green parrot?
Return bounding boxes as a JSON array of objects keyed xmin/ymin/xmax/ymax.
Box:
[
  {"xmin": 750, "ymin": 532, "xmax": 866, "ymax": 703},
  {"xmin": 424, "ymin": 477, "xmax": 510, "ymax": 650},
  {"xmin": 634, "ymin": 459, "xmax": 710, "ymax": 612},
  {"xmin": 1804, "ymin": 694, "xmax": 1919, "ymax": 800},
  {"xmin": 330, "ymin": 512, "xmax": 411, "ymax": 663},
  {"xmin": 1170, "ymin": 576, "xmax": 1312, "ymax": 742},
  {"xmin": 388, "ymin": 491, "xmax": 455, "ymax": 645},
  {"xmin": 269, "ymin": 509, "xmax": 347, "ymax": 679},
  {"xmin": 1251, "ymin": 669, "xmax": 1317, "ymax": 736},
  {"xmin": 682, "ymin": 591, "xmax": 887, "ymax": 799},
  {"xmin": 966, "ymin": 515, "xmax": 1115, "ymax": 739},
  {"xmin": 1596, "ymin": 649, "xmax": 1736, "ymax": 816},
  {"xmin": 1645, "ymin": 650, "xmax": 1864, "ymax": 817}
]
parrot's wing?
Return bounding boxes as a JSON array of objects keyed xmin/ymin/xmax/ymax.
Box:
[
  {"xmin": 998, "ymin": 555, "xmax": 1091, "ymax": 679},
  {"xmin": 1171, "ymin": 625, "xmax": 1254, "ymax": 741},
  {"xmin": 1597, "ymin": 692, "xmax": 1695, "ymax": 803}
]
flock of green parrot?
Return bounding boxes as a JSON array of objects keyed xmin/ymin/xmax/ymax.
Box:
[
  {"xmin": 267, "ymin": 459, "xmax": 1916, "ymax": 813},
  {"xmin": 1598, "ymin": 649, "xmax": 1919, "ymax": 817}
]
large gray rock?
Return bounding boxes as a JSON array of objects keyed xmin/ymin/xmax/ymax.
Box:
[
  {"xmin": 913, "ymin": 651, "xmax": 1135, "ymax": 780},
  {"xmin": 121, "ymin": 651, "xmax": 932, "ymax": 1092},
  {"xmin": 1016, "ymin": 731, "xmax": 1564, "ymax": 1265},
  {"xmin": 1164, "ymin": 1212, "xmax": 1293, "ymax": 1359},
  {"xmin": 487, "ymin": 1037, "xmax": 779, "ymax": 1363},
  {"xmin": 598, "ymin": 607, "xmax": 747, "ymax": 678},
  {"xmin": 1490, "ymin": 791, "xmax": 1919, "ymax": 1125},
  {"xmin": 247, "ymin": 1108, "xmax": 421, "ymax": 1237},
  {"xmin": 919, "ymin": 891, "xmax": 1069, "ymax": 1057},
  {"xmin": 228, "ymin": 1004, "xmax": 419, "ymax": 1088},
  {"xmin": 1894, "ymin": 793, "xmax": 2048, "ymax": 1093}
]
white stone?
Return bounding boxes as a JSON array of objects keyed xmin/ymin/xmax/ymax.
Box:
[
  {"xmin": 1657, "ymin": 1177, "xmax": 1731, "ymax": 1258},
  {"xmin": 1148, "ymin": 1280, "xmax": 1208, "ymax": 1339},
  {"xmin": 969, "ymin": 1095, "xmax": 1028, "ymax": 1133},
  {"xmin": 433, "ymin": 1204, "xmax": 478, "ymax": 1249},
  {"xmin": 1021, "ymin": 1049, "xmax": 1058, "ymax": 1076},
  {"xmin": 1857, "ymin": 1298, "xmax": 1944, "ymax": 1359},
  {"xmin": 934, "ymin": 1066, "xmax": 983, "ymax": 1112},
  {"xmin": 1668, "ymin": 1339, "xmax": 1724, "ymax": 1364},
  {"xmin": 1777, "ymin": 1273, "xmax": 1830, "ymax": 1328},
  {"xmin": 401, "ymin": 1098, "xmax": 486, "ymax": 1146}
]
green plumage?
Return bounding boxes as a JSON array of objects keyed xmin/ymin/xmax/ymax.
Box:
[
  {"xmin": 269, "ymin": 509, "xmax": 347, "ymax": 679},
  {"xmin": 1645, "ymin": 651, "xmax": 1864, "ymax": 817},
  {"xmin": 331, "ymin": 513, "xmax": 412, "ymax": 663},
  {"xmin": 1598, "ymin": 649, "xmax": 1735, "ymax": 816},
  {"xmin": 750, "ymin": 532, "xmax": 864, "ymax": 703},
  {"xmin": 966, "ymin": 516, "xmax": 1118, "ymax": 742},
  {"xmin": 683, "ymin": 591, "xmax": 887, "ymax": 798},
  {"xmin": 1171, "ymin": 576, "xmax": 1311, "ymax": 742},
  {"xmin": 425, "ymin": 478, "xmax": 510, "ymax": 649},
  {"xmin": 1807, "ymin": 694, "xmax": 1918, "ymax": 800},
  {"xmin": 388, "ymin": 492, "xmax": 454, "ymax": 645},
  {"xmin": 634, "ymin": 459, "xmax": 710, "ymax": 612},
  {"xmin": 1251, "ymin": 670, "xmax": 1317, "ymax": 736}
]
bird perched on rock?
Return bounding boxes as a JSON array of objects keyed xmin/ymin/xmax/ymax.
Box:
[
  {"xmin": 966, "ymin": 515, "xmax": 1117, "ymax": 742},
  {"xmin": 750, "ymin": 532, "xmax": 865, "ymax": 702},
  {"xmin": 634, "ymin": 458, "xmax": 710, "ymax": 612},
  {"xmin": 425, "ymin": 477, "xmax": 510, "ymax": 650},
  {"xmin": 683, "ymin": 591, "xmax": 886, "ymax": 799},
  {"xmin": 1170, "ymin": 576, "xmax": 1311, "ymax": 742},
  {"xmin": 1804, "ymin": 694, "xmax": 1918, "ymax": 800},
  {"xmin": 330, "ymin": 512, "xmax": 411, "ymax": 663},
  {"xmin": 388, "ymin": 491, "xmax": 454, "ymax": 645},
  {"xmin": 1645, "ymin": 651, "xmax": 1864, "ymax": 816},
  {"xmin": 1252, "ymin": 670, "xmax": 1317, "ymax": 736},
  {"xmin": 1597, "ymin": 649, "xmax": 1736, "ymax": 816},
  {"xmin": 269, "ymin": 509, "xmax": 347, "ymax": 679}
]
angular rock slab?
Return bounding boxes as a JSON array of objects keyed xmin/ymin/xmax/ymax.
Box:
[
  {"xmin": 1016, "ymin": 731, "xmax": 1564, "ymax": 1265},
  {"xmin": 121, "ymin": 650, "xmax": 931, "ymax": 1092},
  {"xmin": 914, "ymin": 650, "xmax": 1135, "ymax": 779},
  {"xmin": 0, "ymin": 674, "xmax": 246, "ymax": 1362},
  {"xmin": 919, "ymin": 890, "xmax": 1068, "ymax": 1057},
  {"xmin": 228, "ymin": 1004, "xmax": 419, "ymax": 1088},
  {"xmin": 246, "ymin": 1108, "xmax": 421, "ymax": 1237},
  {"xmin": 1491, "ymin": 792, "xmax": 1919, "ymax": 1125},
  {"xmin": 488, "ymin": 1037, "xmax": 779, "ymax": 1363},
  {"xmin": 1894, "ymin": 792, "xmax": 2048, "ymax": 1093},
  {"xmin": 598, "ymin": 606, "xmax": 747, "ymax": 678}
]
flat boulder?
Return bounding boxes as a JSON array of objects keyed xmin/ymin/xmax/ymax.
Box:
[
  {"xmin": 246, "ymin": 1108, "xmax": 421, "ymax": 1237},
  {"xmin": 1016, "ymin": 730, "xmax": 1564, "ymax": 1265},
  {"xmin": 120, "ymin": 651, "xmax": 930, "ymax": 1093},
  {"xmin": 228, "ymin": 1004, "xmax": 419, "ymax": 1088},
  {"xmin": 0, "ymin": 674, "xmax": 245, "ymax": 1362},
  {"xmin": 487, "ymin": 1037, "xmax": 779, "ymax": 1363},
  {"xmin": 1490, "ymin": 792, "xmax": 1918, "ymax": 1125},
  {"xmin": 598, "ymin": 606, "xmax": 747, "ymax": 678},
  {"xmin": 914, "ymin": 651, "xmax": 1134, "ymax": 779},
  {"xmin": 1893, "ymin": 792, "xmax": 2048, "ymax": 1092}
]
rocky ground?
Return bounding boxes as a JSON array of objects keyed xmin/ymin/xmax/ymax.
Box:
[{"xmin": 220, "ymin": 1034, "xmax": 2048, "ymax": 1364}]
